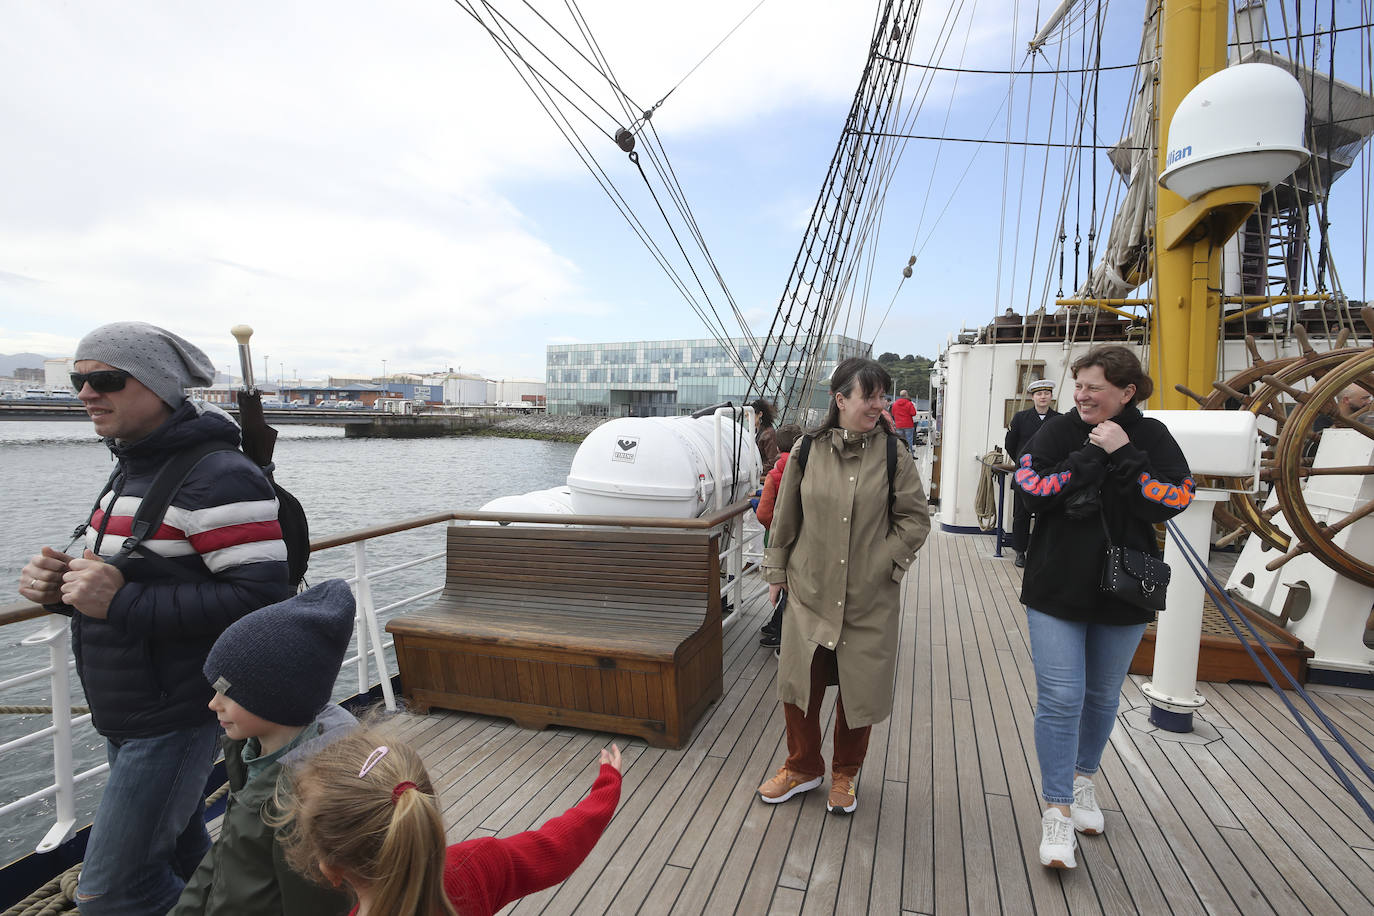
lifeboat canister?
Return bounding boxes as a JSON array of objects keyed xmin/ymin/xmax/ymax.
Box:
[
  {"xmin": 471, "ymin": 490, "xmax": 577, "ymax": 527},
  {"xmin": 567, "ymin": 415, "xmax": 762, "ymax": 518}
]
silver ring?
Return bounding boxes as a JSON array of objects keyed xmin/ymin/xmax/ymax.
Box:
[{"xmin": 30, "ymin": 577, "xmax": 39, "ymax": 589}]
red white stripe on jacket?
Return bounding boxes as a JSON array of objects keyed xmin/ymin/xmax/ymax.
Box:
[{"xmin": 87, "ymin": 492, "xmax": 287, "ymax": 574}]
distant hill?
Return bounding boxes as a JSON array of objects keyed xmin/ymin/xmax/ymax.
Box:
[{"xmin": 0, "ymin": 353, "xmax": 51, "ymax": 376}]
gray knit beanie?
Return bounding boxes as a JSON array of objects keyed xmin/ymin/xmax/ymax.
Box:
[
  {"xmin": 74, "ymin": 321, "xmax": 216, "ymax": 408},
  {"xmin": 204, "ymin": 579, "xmax": 356, "ymax": 727}
]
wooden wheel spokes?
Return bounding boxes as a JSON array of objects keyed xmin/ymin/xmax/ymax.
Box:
[
  {"xmin": 1193, "ymin": 346, "xmax": 1368, "ymax": 552},
  {"xmin": 1271, "ymin": 347, "xmax": 1374, "ymax": 588}
]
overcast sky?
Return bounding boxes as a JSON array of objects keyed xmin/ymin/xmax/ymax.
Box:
[{"xmin": 2, "ymin": 2, "xmax": 1367, "ymax": 382}]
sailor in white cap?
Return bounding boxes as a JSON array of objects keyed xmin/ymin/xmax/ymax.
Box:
[{"xmin": 1005, "ymin": 379, "xmax": 1059, "ymax": 567}]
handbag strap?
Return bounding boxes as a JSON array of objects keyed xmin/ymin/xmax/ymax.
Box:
[{"xmin": 1097, "ymin": 508, "xmax": 1114, "ymax": 546}]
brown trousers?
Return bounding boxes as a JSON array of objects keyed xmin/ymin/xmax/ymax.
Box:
[{"xmin": 783, "ymin": 647, "xmax": 872, "ymax": 779}]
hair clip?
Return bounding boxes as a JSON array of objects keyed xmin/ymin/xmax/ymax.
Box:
[
  {"xmin": 358, "ymin": 746, "xmax": 390, "ymax": 778},
  {"xmin": 391, "ymin": 781, "xmax": 418, "ymax": 804}
]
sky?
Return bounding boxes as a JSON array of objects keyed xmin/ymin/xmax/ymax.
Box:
[{"xmin": 2, "ymin": 1, "xmax": 1369, "ymax": 383}]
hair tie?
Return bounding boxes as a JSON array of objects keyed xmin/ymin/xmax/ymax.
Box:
[
  {"xmin": 391, "ymin": 781, "xmax": 418, "ymax": 804},
  {"xmin": 358, "ymin": 745, "xmax": 389, "ymax": 778}
]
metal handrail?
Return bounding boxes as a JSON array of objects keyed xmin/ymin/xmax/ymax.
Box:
[{"xmin": 0, "ymin": 498, "xmax": 758, "ymax": 858}]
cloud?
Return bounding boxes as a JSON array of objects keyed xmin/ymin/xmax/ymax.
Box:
[{"xmin": 0, "ymin": 0, "xmax": 1067, "ymax": 377}]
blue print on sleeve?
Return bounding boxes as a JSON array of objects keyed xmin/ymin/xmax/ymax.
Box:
[
  {"xmin": 1014, "ymin": 454, "xmax": 1072, "ymax": 496},
  {"xmin": 1138, "ymin": 473, "xmax": 1196, "ymax": 509}
]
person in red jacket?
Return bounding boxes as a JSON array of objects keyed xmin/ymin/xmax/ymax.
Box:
[
  {"xmin": 891, "ymin": 389, "xmax": 918, "ymax": 454},
  {"xmin": 279, "ymin": 727, "xmax": 622, "ymax": 916}
]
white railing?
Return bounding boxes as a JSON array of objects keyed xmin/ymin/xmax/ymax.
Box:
[{"xmin": 0, "ymin": 500, "xmax": 756, "ymax": 859}]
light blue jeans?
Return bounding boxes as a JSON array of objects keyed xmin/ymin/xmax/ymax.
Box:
[
  {"xmin": 1026, "ymin": 608, "xmax": 1147, "ymax": 805},
  {"xmin": 76, "ymin": 720, "xmax": 221, "ymax": 915}
]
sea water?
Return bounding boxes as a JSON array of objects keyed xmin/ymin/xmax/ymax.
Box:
[{"xmin": 0, "ymin": 419, "xmax": 579, "ymax": 863}]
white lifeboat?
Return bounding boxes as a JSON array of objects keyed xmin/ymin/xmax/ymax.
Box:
[{"xmin": 567, "ymin": 415, "xmax": 762, "ymax": 518}]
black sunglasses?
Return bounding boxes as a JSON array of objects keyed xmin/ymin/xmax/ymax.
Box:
[{"xmin": 70, "ymin": 370, "xmax": 133, "ymax": 393}]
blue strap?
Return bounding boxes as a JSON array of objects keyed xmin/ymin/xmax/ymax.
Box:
[{"xmin": 1165, "ymin": 518, "xmax": 1374, "ymax": 824}]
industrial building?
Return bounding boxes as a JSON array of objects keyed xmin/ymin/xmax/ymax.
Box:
[{"xmin": 545, "ymin": 334, "xmax": 870, "ymax": 417}]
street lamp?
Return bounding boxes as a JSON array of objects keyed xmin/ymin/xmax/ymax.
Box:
[{"xmin": 382, "ymin": 359, "xmax": 388, "ymax": 394}]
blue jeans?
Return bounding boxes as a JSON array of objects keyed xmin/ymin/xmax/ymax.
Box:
[
  {"xmin": 1025, "ymin": 608, "xmax": 1146, "ymax": 805},
  {"xmin": 898, "ymin": 427, "xmax": 914, "ymax": 450},
  {"xmin": 77, "ymin": 720, "xmax": 221, "ymax": 915}
]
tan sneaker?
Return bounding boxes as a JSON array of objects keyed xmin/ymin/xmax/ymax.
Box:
[
  {"xmin": 827, "ymin": 773, "xmax": 857, "ymax": 814},
  {"xmin": 757, "ymin": 767, "xmax": 823, "ymax": 804}
]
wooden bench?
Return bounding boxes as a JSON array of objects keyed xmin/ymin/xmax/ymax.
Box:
[{"xmin": 386, "ymin": 525, "xmax": 724, "ymax": 748}]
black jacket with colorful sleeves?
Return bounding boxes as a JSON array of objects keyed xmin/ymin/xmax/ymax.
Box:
[{"xmin": 1013, "ymin": 405, "xmax": 1194, "ymax": 625}]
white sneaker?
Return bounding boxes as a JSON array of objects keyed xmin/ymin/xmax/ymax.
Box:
[
  {"xmin": 1071, "ymin": 776, "xmax": 1104, "ymax": 835},
  {"xmin": 1039, "ymin": 808, "xmax": 1077, "ymax": 869}
]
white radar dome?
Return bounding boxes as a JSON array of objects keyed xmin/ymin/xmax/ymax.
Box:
[{"xmin": 1158, "ymin": 62, "xmax": 1309, "ymax": 201}]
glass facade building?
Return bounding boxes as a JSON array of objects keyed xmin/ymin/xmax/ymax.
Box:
[{"xmin": 546, "ymin": 334, "xmax": 870, "ymax": 417}]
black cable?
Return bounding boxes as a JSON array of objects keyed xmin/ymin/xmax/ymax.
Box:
[{"xmin": 846, "ymin": 130, "xmax": 1145, "ymax": 150}]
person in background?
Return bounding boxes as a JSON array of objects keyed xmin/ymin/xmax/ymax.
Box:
[
  {"xmin": 17, "ymin": 322, "xmax": 291, "ymax": 915},
  {"xmin": 277, "ymin": 729, "xmax": 622, "ymax": 916},
  {"xmin": 1004, "ymin": 378, "xmax": 1060, "ymax": 568},
  {"xmin": 171, "ymin": 580, "xmax": 359, "ymax": 916},
  {"xmin": 756, "ymin": 423, "xmax": 803, "ymax": 651},
  {"xmin": 891, "ymin": 389, "xmax": 918, "ymax": 454},
  {"xmin": 752, "ymin": 398, "xmax": 780, "ymax": 473},
  {"xmin": 1013, "ymin": 345, "xmax": 1193, "ymax": 870},
  {"xmin": 757, "ymin": 358, "xmax": 930, "ymax": 815}
]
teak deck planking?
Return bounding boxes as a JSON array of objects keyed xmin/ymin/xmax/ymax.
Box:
[{"xmin": 376, "ymin": 528, "xmax": 1374, "ymax": 913}]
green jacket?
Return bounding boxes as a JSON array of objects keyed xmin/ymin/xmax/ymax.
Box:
[{"xmin": 171, "ymin": 704, "xmax": 357, "ymax": 916}]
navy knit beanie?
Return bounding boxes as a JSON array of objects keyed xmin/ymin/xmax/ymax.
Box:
[
  {"xmin": 204, "ymin": 579, "xmax": 356, "ymax": 726},
  {"xmin": 75, "ymin": 321, "xmax": 216, "ymax": 408}
]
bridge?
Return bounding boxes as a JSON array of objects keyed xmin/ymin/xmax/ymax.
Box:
[{"xmin": 0, "ymin": 402, "xmax": 504, "ymax": 438}]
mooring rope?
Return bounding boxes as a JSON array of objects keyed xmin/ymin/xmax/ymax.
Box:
[
  {"xmin": 1, "ymin": 864, "xmax": 81, "ymax": 915},
  {"xmin": 1166, "ymin": 518, "xmax": 1374, "ymax": 825},
  {"xmin": 0, "ymin": 707, "xmax": 89, "ymax": 716}
]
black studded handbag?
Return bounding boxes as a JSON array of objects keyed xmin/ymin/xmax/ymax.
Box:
[{"xmin": 1098, "ymin": 511, "xmax": 1170, "ymax": 612}]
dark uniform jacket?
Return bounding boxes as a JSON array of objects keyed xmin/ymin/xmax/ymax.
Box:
[
  {"xmin": 57, "ymin": 402, "xmax": 291, "ymax": 738},
  {"xmin": 1004, "ymin": 406, "xmax": 1059, "ymax": 460},
  {"xmin": 1013, "ymin": 406, "xmax": 1194, "ymax": 626}
]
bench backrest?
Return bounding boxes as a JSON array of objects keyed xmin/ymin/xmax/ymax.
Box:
[{"xmin": 443, "ymin": 524, "xmax": 721, "ymax": 610}]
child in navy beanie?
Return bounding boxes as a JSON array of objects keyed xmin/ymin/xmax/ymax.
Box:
[{"xmin": 171, "ymin": 579, "xmax": 360, "ymax": 916}]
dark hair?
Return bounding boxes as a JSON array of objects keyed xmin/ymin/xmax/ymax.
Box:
[
  {"xmin": 1070, "ymin": 345, "xmax": 1153, "ymax": 404},
  {"xmin": 775, "ymin": 423, "xmax": 803, "ymax": 453},
  {"xmin": 750, "ymin": 398, "xmax": 776, "ymax": 429},
  {"xmin": 815, "ymin": 358, "xmax": 892, "ymax": 433}
]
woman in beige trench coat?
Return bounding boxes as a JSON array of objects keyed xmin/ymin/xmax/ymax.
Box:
[{"xmin": 757, "ymin": 357, "xmax": 930, "ymax": 814}]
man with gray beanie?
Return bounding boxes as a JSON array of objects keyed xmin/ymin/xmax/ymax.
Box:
[{"xmin": 18, "ymin": 321, "xmax": 293, "ymax": 915}]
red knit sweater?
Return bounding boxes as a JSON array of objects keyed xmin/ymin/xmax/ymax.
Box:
[{"xmin": 348, "ymin": 764, "xmax": 622, "ymax": 916}]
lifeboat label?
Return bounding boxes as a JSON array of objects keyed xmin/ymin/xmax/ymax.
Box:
[{"xmin": 612, "ymin": 436, "xmax": 640, "ymax": 463}]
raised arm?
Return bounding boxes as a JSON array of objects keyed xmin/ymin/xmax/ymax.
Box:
[
  {"xmin": 1101, "ymin": 420, "xmax": 1196, "ymax": 523},
  {"xmin": 1012, "ymin": 416, "xmax": 1109, "ymax": 515}
]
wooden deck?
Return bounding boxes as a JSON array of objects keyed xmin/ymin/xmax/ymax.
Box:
[{"xmin": 389, "ymin": 527, "xmax": 1374, "ymax": 915}]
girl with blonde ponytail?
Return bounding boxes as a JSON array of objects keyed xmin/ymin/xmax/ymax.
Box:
[{"xmin": 278, "ymin": 726, "xmax": 622, "ymax": 916}]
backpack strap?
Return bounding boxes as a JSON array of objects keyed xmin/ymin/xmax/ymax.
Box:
[
  {"xmin": 68, "ymin": 463, "xmax": 123, "ymax": 551},
  {"xmin": 887, "ymin": 430, "xmax": 898, "ymax": 518},
  {"xmin": 109, "ymin": 441, "xmax": 236, "ymax": 581},
  {"xmin": 796, "ymin": 434, "xmax": 812, "ymax": 474}
]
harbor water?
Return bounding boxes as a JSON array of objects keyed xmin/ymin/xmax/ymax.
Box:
[{"xmin": 0, "ymin": 420, "xmax": 580, "ymax": 864}]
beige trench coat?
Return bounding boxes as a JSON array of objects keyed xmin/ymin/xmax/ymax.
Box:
[{"xmin": 762, "ymin": 426, "xmax": 930, "ymax": 727}]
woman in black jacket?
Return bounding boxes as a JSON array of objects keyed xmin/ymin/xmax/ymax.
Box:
[{"xmin": 1012, "ymin": 346, "xmax": 1194, "ymax": 871}]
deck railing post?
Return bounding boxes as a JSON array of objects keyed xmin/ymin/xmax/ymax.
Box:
[
  {"xmin": 352, "ymin": 542, "xmax": 397, "ymax": 711},
  {"xmin": 21, "ymin": 616, "xmax": 77, "ymax": 853}
]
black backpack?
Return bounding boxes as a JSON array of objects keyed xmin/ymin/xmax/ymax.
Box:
[
  {"xmin": 76, "ymin": 441, "xmax": 310, "ymax": 589},
  {"xmin": 794, "ymin": 429, "xmax": 899, "ymax": 517}
]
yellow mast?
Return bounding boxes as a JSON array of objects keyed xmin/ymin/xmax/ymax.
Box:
[{"xmin": 1151, "ymin": 0, "xmax": 1262, "ymax": 408}]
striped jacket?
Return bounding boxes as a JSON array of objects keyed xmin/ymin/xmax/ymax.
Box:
[{"xmin": 71, "ymin": 402, "xmax": 292, "ymax": 738}]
